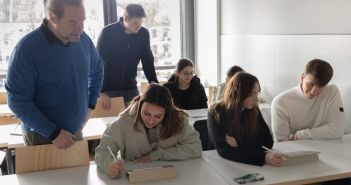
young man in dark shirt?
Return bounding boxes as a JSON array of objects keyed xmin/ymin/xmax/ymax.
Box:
[{"xmin": 97, "ymin": 4, "xmax": 158, "ymax": 108}]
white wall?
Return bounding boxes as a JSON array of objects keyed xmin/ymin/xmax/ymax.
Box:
[
  {"xmin": 218, "ymin": 0, "xmax": 351, "ymax": 133},
  {"xmin": 194, "ymin": 0, "xmax": 219, "ymax": 86}
]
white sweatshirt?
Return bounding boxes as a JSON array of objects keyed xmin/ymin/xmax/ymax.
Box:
[{"xmin": 272, "ymin": 84, "xmax": 345, "ymax": 142}]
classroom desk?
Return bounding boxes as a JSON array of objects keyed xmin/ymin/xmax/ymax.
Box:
[
  {"xmin": 6, "ymin": 116, "xmax": 117, "ymax": 148},
  {"xmin": 0, "ymin": 104, "xmax": 13, "ymax": 117},
  {"xmin": 203, "ymin": 134, "xmax": 351, "ymax": 185},
  {"xmin": 2, "ymin": 116, "xmax": 117, "ymax": 175},
  {"xmin": 0, "ymin": 124, "xmax": 18, "ymax": 148},
  {"xmin": 185, "ymin": 108, "xmax": 208, "ymax": 126},
  {"xmin": 0, "ymin": 159, "xmax": 229, "ymax": 185}
]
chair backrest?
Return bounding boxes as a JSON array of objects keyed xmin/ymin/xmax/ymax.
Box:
[
  {"xmin": 207, "ymin": 86, "xmax": 218, "ymax": 106},
  {"xmin": 140, "ymin": 82, "xmax": 149, "ymax": 94},
  {"xmin": 0, "ymin": 116, "xmax": 20, "ymax": 125},
  {"xmin": 90, "ymin": 96, "xmax": 125, "ymax": 118},
  {"xmin": 193, "ymin": 119, "xmax": 215, "ymax": 151},
  {"xmin": 140, "ymin": 81, "xmax": 167, "ymax": 94},
  {"xmin": 0, "ymin": 91, "xmax": 7, "ymax": 104},
  {"xmin": 15, "ymin": 140, "xmax": 90, "ymax": 174}
]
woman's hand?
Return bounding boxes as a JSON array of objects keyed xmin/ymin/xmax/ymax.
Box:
[
  {"xmin": 108, "ymin": 160, "xmax": 124, "ymax": 178},
  {"xmin": 265, "ymin": 152, "xmax": 288, "ymax": 167},
  {"xmin": 226, "ymin": 135, "xmax": 238, "ymax": 147}
]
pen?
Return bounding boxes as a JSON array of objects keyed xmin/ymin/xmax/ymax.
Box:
[
  {"xmin": 262, "ymin": 146, "xmax": 287, "ymax": 160},
  {"xmin": 107, "ymin": 146, "xmax": 117, "ymax": 161},
  {"xmin": 10, "ymin": 132, "xmax": 22, "ymax": 136}
]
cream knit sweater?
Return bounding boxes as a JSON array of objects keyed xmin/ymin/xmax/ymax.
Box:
[
  {"xmin": 272, "ymin": 84, "xmax": 345, "ymax": 142},
  {"xmin": 95, "ymin": 106, "xmax": 202, "ymax": 174}
]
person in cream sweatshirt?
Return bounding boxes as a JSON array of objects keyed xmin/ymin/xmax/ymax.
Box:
[
  {"xmin": 272, "ymin": 59, "xmax": 345, "ymax": 142},
  {"xmin": 95, "ymin": 83, "xmax": 202, "ymax": 178}
]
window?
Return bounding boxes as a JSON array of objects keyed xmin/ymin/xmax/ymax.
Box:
[
  {"xmin": 83, "ymin": 1, "xmax": 104, "ymax": 44},
  {"xmin": 115, "ymin": 0, "xmax": 181, "ymax": 82},
  {"xmin": 0, "ymin": 0, "xmax": 104, "ymax": 89},
  {"xmin": 0, "ymin": 0, "xmax": 189, "ymax": 88}
]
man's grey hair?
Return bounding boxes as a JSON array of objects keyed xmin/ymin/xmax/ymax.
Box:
[{"xmin": 44, "ymin": 0, "xmax": 83, "ymax": 19}]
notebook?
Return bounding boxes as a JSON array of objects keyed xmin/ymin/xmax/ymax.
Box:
[{"xmin": 284, "ymin": 150, "xmax": 320, "ymax": 165}]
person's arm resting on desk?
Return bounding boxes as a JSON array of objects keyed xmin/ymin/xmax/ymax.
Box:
[
  {"xmin": 207, "ymin": 113, "xmax": 268, "ymax": 166},
  {"xmin": 271, "ymin": 99, "xmax": 291, "ymax": 142},
  {"xmin": 295, "ymin": 88, "xmax": 345, "ymax": 140}
]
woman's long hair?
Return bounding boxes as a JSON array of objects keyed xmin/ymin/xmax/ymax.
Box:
[
  {"xmin": 210, "ymin": 72, "xmax": 261, "ymax": 139},
  {"xmin": 121, "ymin": 83, "xmax": 186, "ymax": 139}
]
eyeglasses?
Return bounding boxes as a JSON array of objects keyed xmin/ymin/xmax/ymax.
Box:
[{"xmin": 181, "ymin": 71, "xmax": 196, "ymax": 77}]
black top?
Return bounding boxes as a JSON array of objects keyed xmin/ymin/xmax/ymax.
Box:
[
  {"xmin": 207, "ymin": 105, "xmax": 273, "ymax": 166},
  {"xmin": 163, "ymin": 75, "xmax": 208, "ymax": 110},
  {"xmin": 97, "ymin": 18, "xmax": 158, "ymax": 92}
]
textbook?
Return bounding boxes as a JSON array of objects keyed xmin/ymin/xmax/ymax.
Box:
[
  {"xmin": 126, "ymin": 165, "xmax": 176, "ymax": 183},
  {"xmin": 284, "ymin": 151, "xmax": 320, "ymax": 165}
]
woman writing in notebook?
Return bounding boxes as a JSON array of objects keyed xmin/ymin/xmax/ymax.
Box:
[
  {"xmin": 95, "ymin": 84, "xmax": 202, "ymax": 178},
  {"xmin": 208, "ymin": 72, "xmax": 287, "ymax": 166}
]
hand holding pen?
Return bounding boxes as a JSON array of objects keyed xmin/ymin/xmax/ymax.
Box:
[
  {"xmin": 107, "ymin": 146, "xmax": 124, "ymax": 178},
  {"xmin": 262, "ymin": 146, "xmax": 288, "ymax": 167}
]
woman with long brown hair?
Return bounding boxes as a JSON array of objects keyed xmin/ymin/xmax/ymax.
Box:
[
  {"xmin": 95, "ymin": 83, "xmax": 202, "ymax": 178},
  {"xmin": 208, "ymin": 72, "xmax": 286, "ymax": 166}
]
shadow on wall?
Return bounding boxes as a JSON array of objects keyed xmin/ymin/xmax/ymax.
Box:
[
  {"xmin": 342, "ymin": 87, "xmax": 351, "ymax": 134},
  {"xmin": 260, "ymin": 87, "xmax": 273, "ymax": 103}
]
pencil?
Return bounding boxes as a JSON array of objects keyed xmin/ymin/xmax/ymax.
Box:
[
  {"xmin": 107, "ymin": 146, "xmax": 117, "ymax": 161},
  {"xmin": 262, "ymin": 146, "xmax": 287, "ymax": 160}
]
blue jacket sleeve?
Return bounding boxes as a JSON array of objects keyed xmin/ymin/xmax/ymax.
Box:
[
  {"xmin": 5, "ymin": 45, "xmax": 58, "ymax": 138},
  {"xmin": 88, "ymin": 43, "xmax": 104, "ymax": 108},
  {"xmin": 207, "ymin": 111, "xmax": 267, "ymax": 166}
]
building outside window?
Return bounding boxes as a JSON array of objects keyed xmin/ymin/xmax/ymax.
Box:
[{"xmin": 0, "ymin": 0, "xmax": 104, "ymax": 89}]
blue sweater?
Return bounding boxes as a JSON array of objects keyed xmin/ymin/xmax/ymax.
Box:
[{"xmin": 6, "ymin": 23, "xmax": 104, "ymax": 139}]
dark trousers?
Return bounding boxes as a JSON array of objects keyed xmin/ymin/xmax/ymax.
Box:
[{"xmin": 22, "ymin": 129, "xmax": 83, "ymax": 146}]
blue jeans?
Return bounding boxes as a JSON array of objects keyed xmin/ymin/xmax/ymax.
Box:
[{"xmin": 105, "ymin": 89, "xmax": 139, "ymax": 107}]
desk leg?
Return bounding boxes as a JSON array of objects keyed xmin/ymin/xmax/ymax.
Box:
[{"xmin": 5, "ymin": 148, "xmax": 14, "ymax": 174}]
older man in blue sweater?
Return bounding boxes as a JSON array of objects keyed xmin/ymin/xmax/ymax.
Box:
[{"xmin": 5, "ymin": 0, "xmax": 103, "ymax": 149}]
